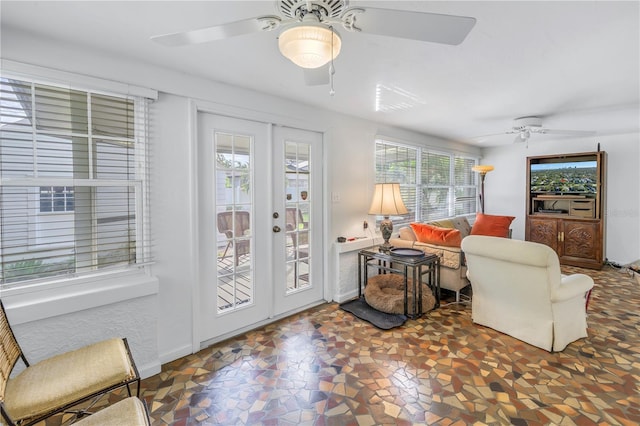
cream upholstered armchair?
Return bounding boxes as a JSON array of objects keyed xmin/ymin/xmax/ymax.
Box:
[
  {"xmin": 0, "ymin": 301, "xmax": 144, "ymax": 425},
  {"xmin": 461, "ymin": 235, "xmax": 594, "ymax": 352}
]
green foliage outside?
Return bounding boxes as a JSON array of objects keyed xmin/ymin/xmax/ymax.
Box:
[
  {"xmin": 217, "ymin": 154, "xmax": 250, "ymax": 193},
  {"xmin": 2, "ymin": 258, "xmax": 74, "ymax": 284}
]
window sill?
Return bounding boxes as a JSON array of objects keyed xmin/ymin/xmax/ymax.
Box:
[{"xmin": 2, "ymin": 269, "xmax": 159, "ymax": 325}]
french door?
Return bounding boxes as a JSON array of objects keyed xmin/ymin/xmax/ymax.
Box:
[
  {"xmin": 272, "ymin": 126, "xmax": 323, "ymax": 315},
  {"xmin": 197, "ymin": 112, "xmax": 323, "ymax": 343}
]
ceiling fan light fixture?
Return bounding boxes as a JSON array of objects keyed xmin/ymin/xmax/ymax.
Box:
[{"xmin": 278, "ymin": 22, "xmax": 341, "ymax": 69}]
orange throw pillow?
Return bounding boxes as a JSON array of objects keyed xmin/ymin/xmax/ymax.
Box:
[
  {"xmin": 410, "ymin": 223, "xmax": 462, "ymax": 247},
  {"xmin": 470, "ymin": 213, "xmax": 515, "ymax": 238}
]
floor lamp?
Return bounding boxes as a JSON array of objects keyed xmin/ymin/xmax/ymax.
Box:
[
  {"xmin": 368, "ymin": 183, "xmax": 408, "ymax": 251},
  {"xmin": 472, "ymin": 165, "xmax": 494, "ymax": 213}
]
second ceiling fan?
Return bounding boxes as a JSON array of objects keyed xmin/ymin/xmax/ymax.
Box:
[{"xmin": 487, "ymin": 116, "xmax": 596, "ymax": 144}]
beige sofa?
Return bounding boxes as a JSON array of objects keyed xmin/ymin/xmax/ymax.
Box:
[{"xmin": 390, "ymin": 216, "xmax": 472, "ymax": 303}]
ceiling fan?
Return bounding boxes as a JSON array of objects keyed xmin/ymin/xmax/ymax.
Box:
[
  {"xmin": 484, "ymin": 116, "xmax": 596, "ymax": 144},
  {"xmin": 151, "ymin": 0, "xmax": 476, "ymax": 90}
]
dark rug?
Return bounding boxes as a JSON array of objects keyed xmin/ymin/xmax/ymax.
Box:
[{"xmin": 339, "ymin": 297, "xmax": 407, "ymax": 330}]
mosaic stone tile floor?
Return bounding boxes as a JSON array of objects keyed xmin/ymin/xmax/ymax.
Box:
[{"xmin": 43, "ymin": 265, "xmax": 639, "ymax": 425}]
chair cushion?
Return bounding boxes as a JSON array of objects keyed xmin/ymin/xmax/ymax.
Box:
[
  {"xmin": 408, "ymin": 241, "xmax": 463, "ymax": 269},
  {"xmin": 398, "ymin": 226, "xmax": 417, "ymax": 242},
  {"xmin": 4, "ymin": 338, "xmax": 136, "ymax": 422},
  {"xmin": 74, "ymin": 397, "xmax": 149, "ymax": 426},
  {"xmin": 449, "ymin": 216, "xmax": 472, "ymax": 238},
  {"xmin": 410, "ymin": 223, "xmax": 462, "ymax": 247},
  {"xmin": 470, "ymin": 213, "xmax": 515, "ymax": 238}
]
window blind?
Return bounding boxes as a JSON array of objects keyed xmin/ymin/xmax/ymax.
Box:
[
  {"xmin": 374, "ymin": 141, "xmax": 416, "ymax": 226},
  {"xmin": 375, "ymin": 138, "xmax": 478, "ymax": 223},
  {"xmin": 0, "ymin": 77, "xmax": 152, "ymax": 286},
  {"xmin": 421, "ymin": 151, "xmax": 451, "ymax": 220},
  {"xmin": 454, "ymin": 156, "xmax": 478, "ymax": 216}
]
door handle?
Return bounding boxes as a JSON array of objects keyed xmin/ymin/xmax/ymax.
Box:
[{"xmin": 273, "ymin": 226, "xmax": 281, "ymax": 233}]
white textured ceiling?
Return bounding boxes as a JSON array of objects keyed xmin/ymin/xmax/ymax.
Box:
[{"xmin": 1, "ymin": 1, "xmax": 639, "ymax": 146}]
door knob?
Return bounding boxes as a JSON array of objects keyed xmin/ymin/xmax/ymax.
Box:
[{"xmin": 273, "ymin": 226, "xmax": 281, "ymax": 233}]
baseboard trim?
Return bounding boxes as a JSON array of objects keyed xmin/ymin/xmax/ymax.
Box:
[
  {"xmin": 199, "ymin": 300, "xmax": 327, "ymax": 350},
  {"xmin": 334, "ymin": 289, "xmax": 359, "ymax": 304},
  {"xmin": 138, "ymin": 359, "xmax": 162, "ymax": 380},
  {"xmin": 159, "ymin": 344, "xmax": 193, "ymax": 365}
]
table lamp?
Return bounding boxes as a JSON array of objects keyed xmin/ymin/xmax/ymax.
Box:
[{"xmin": 368, "ymin": 183, "xmax": 408, "ymax": 251}]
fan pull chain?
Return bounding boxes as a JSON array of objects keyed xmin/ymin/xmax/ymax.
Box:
[
  {"xmin": 329, "ymin": 64, "xmax": 335, "ymax": 96},
  {"xmin": 329, "ymin": 26, "xmax": 335, "ymax": 96}
]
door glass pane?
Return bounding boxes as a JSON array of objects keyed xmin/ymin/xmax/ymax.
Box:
[
  {"xmin": 285, "ymin": 141, "xmax": 311, "ymax": 292},
  {"xmin": 215, "ymin": 132, "xmax": 253, "ymax": 312}
]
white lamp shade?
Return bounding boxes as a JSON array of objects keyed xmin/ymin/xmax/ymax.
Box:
[
  {"xmin": 368, "ymin": 183, "xmax": 408, "ymax": 216},
  {"xmin": 278, "ymin": 23, "xmax": 341, "ymax": 69}
]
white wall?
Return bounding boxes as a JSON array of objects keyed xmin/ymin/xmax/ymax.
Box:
[
  {"xmin": 3, "ymin": 272, "xmax": 160, "ymax": 377},
  {"xmin": 1, "ymin": 27, "xmax": 480, "ymax": 372},
  {"xmin": 9, "ymin": 291, "xmax": 159, "ymax": 376},
  {"xmin": 149, "ymin": 94, "xmax": 196, "ymax": 361},
  {"xmin": 480, "ymin": 134, "xmax": 640, "ymax": 264}
]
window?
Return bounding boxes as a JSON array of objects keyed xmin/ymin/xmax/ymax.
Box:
[
  {"xmin": 374, "ymin": 139, "xmax": 478, "ymax": 225},
  {"xmin": 0, "ymin": 77, "xmax": 152, "ymax": 286},
  {"xmin": 40, "ymin": 186, "xmax": 75, "ymax": 213}
]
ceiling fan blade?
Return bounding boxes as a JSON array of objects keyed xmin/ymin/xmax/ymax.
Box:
[
  {"xmin": 151, "ymin": 16, "xmax": 282, "ymax": 46},
  {"xmin": 303, "ymin": 65, "xmax": 330, "ymax": 86},
  {"xmin": 538, "ymin": 129, "xmax": 597, "ymax": 136},
  {"xmin": 343, "ymin": 7, "xmax": 476, "ymax": 45},
  {"xmin": 471, "ymin": 129, "xmax": 518, "ymax": 140},
  {"xmin": 473, "ymin": 133, "xmax": 502, "ymax": 139}
]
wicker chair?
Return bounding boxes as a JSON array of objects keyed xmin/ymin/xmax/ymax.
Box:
[
  {"xmin": 285, "ymin": 207, "xmax": 309, "ymax": 281},
  {"xmin": 0, "ymin": 300, "xmax": 141, "ymax": 425},
  {"xmin": 285, "ymin": 207, "xmax": 309, "ymax": 250},
  {"xmin": 217, "ymin": 210, "xmax": 251, "ymax": 265}
]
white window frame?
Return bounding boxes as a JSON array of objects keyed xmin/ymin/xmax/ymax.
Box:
[
  {"xmin": 374, "ymin": 138, "xmax": 478, "ymax": 227},
  {"xmin": 39, "ymin": 186, "xmax": 75, "ymax": 213},
  {"xmin": 0, "ymin": 64, "xmax": 156, "ymax": 290}
]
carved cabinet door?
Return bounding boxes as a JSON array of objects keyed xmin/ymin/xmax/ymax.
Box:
[
  {"xmin": 527, "ymin": 217, "xmax": 559, "ymax": 252},
  {"xmin": 561, "ymin": 220, "xmax": 600, "ymax": 262}
]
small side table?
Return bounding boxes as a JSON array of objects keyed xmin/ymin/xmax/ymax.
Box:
[{"xmin": 357, "ymin": 248, "xmax": 440, "ymax": 318}]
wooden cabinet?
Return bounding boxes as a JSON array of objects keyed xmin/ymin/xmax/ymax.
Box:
[
  {"xmin": 525, "ymin": 151, "xmax": 606, "ymax": 269},
  {"xmin": 527, "ymin": 216, "xmax": 602, "ymax": 268}
]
